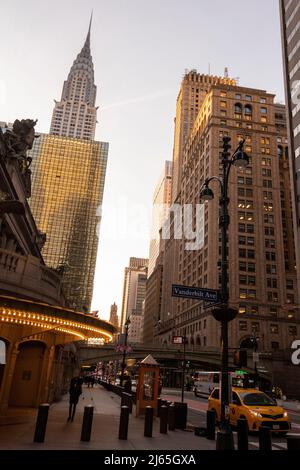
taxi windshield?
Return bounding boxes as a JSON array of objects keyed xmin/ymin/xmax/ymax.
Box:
[{"xmin": 239, "ymin": 392, "xmax": 277, "ymax": 406}]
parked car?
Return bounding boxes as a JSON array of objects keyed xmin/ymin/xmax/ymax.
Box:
[{"xmin": 208, "ymin": 387, "xmax": 291, "ymax": 433}]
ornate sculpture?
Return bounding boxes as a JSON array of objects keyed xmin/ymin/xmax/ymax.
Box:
[{"xmin": 0, "ymin": 119, "xmax": 38, "ymax": 197}]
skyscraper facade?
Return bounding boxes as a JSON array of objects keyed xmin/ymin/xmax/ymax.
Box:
[
  {"xmin": 29, "ymin": 22, "xmax": 108, "ymax": 311},
  {"xmin": 120, "ymin": 257, "xmax": 148, "ymax": 343},
  {"xmin": 143, "ymin": 161, "xmax": 172, "ymax": 343},
  {"xmin": 159, "ymin": 71, "xmax": 237, "ymax": 335},
  {"xmin": 172, "ymin": 70, "xmax": 236, "ymax": 203},
  {"xmin": 50, "ymin": 17, "xmax": 97, "ymax": 140},
  {"xmin": 109, "ymin": 302, "xmax": 119, "ymax": 329},
  {"xmin": 29, "ymin": 134, "xmax": 108, "ymax": 311},
  {"xmin": 159, "ymin": 80, "xmax": 299, "ymax": 359},
  {"xmin": 148, "ymin": 161, "xmax": 172, "ymax": 277},
  {"xmin": 280, "ymin": 0, "xmax": 300, "ymax": 294}
]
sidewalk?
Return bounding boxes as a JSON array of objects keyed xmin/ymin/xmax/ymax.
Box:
[{"xmin": 0, "ymin": 385, "xmax": 216, "ymax": 450}]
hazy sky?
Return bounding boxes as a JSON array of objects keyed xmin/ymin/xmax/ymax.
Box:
[{"xmin": 1, "ymin": 0, "xmax": 284, "ymax": 321}]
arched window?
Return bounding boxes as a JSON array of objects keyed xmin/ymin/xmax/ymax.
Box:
[
  {"xmin": 235, "ymin": 103, "xmax": 242, "ymax": 114},
  {"xmin": 245, "ymin": 104, "xmax": 252, "ymax": 115},
  {"xmin": 277, "ymin": 145, "xmax": 283, "ymax": 159},
  {"xmin": 196, "ymin": 336, "xmax": 201, "ymax": 346}
]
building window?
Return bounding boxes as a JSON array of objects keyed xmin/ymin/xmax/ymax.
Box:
[
  {"xmin": 286, "ymin": 279, "xmax": 294, "ymax": 289},
  {"xmin": 260, "ymin": 107, "xmax": 267, "ymax": 114},
  {"xmin": 271, "ymin": 341, "xmax": 279, "ymax": 350},
  {"xmin": 267, "ymin": 278, "xmax": 277, "ymax": 288},
  {"xmin": 263, "ymin": 179, "xmax": 272, "ymax": 188},
  {"xmin": 239, "ymin": 236, "xmax": 246, "ymax": 245},
  {"xmin": 239, "ymin": 261, "xmax": 247, "ymax": 271},
  {"xmin": 270, "ymin": 307, "xmax": 277, "ymax": 316},
  {"xmin": 270, "ymin": 324, "xmax": 279, "ymax": 334},
  {"xmin": 239, "ymin": 321, "xmax": 247, "ymax": 331},
  {"xmin": 239, "ymin": 304, "xmax": 246, "ymax": 314},
  {"xmin": 268, "ymin": 291, "xmax": 278, "ymax": 302},
  {"xmin": 245, "ymin": 95, "xmax": 252, "ymax": 101},
  {"xmin": 289, "ymin": 326, "xmax": 297, "ymax": 335},
  {"xmin": 220, "ymin": 100, "xmax": 227, "ymax": 108},
  {"xmin": 266, "ymin": 265, "xmax": 277, "ymax": 274}
]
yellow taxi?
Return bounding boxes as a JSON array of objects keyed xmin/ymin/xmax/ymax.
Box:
[{"xmin": 208, "ymin": 387, "xmax": 291, "ymax": 433}]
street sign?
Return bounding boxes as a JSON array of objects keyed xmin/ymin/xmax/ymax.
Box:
[
  {"xmin": 172, "ymin": 284, "xmax": 220, "ymax": 303},
  {"xmin": 172, "ymin": 336, "xmax": 184, "ymax": 344}
]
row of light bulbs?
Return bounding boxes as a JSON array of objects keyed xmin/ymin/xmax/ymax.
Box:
[{"xmin": 0, "ymin": 308, "xmax": 112, "ymax": 341}]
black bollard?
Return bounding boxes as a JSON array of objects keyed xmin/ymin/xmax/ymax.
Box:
[
  {"xmin": 157, "ymin": 398, "xmax": 162, "ymax": 417},
  {"xmin": 33, "ymin": 403, "xmax": 50, "ymax": 443},
  {"xmin": 144, "ymin": 406, "xmax": 153, "ymax": 437},
  {"xmin": 259, "ymin": 426, "xmax": 272, "ymax": 451},
  {"xmin": 121, "ymin": 392, "xmax": 133, "ymax": 414},
  {"xmin": 80, "ymin": 405, "xmax": 94, "ymax": 442},
  {"xmin": 237, "ymin": 418, "xmax": 248, "ymax": 450},
  {"xmin": 160, "ymin": 405, "xmax": 168, "ymax": 434},
  {"xmin": 286, "ymin": 435, "xmax": 300, "ymax": 450},
  {"xmin": 206, "ymin": 410, "xmax": 216, "ymax": 440},
  {"xmin": 118, "ymin": 405, "xmax": 130, "ymax": 440},
  {"xmin": 168, "ymin": 404, "xmax": 176, "ymax": 431}
]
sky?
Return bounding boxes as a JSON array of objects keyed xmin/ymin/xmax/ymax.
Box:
[{"xmin": 1, "ymin": 0, "xmax": 285, "ymax": 321}]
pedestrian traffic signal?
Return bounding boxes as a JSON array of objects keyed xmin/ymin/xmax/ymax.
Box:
[{"xmin": 233, "ymin": 349, "xmax": 247, "ymax": 367}]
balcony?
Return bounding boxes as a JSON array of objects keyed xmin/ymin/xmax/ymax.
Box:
[{"xmin": 0, "ymin": 248, "xmax": 64, "ymax": 306}]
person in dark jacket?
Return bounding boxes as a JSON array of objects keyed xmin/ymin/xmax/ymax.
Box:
[
  {"xmin": 68, "ymin": 377, "xmax": 82, "ymax": 422},
  {"xmin": 124, "ymin": 376, "xmax": 132, "ymax": 393}
]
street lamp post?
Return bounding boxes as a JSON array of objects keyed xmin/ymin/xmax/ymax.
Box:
[
  {"xmin": 181, "ymin": 329, "xmax": 187, "ymax": 403},
  {"xmin": 120, "ymin": 317, "xmax": 131, "ymax": 387},
  {"xmin": 200, "ymin": 136, "xmax": 249, "ymax": 450},
  {"xmin": 251, "ymin": 327, "xmax": 259, "ymax": 383}
]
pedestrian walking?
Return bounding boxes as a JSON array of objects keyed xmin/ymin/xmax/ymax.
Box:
[
  {"xmin": 67, "ymin": 376, "xmax": 82, "ymax": 422},
  {"xmin": 124, "ymin": 376, "xmax": 132, "ymax": 393}
]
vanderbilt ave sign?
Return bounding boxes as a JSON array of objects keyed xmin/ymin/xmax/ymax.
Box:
[{"xmin": 172, "ymin": 284, "xmax": 220, "ymax": 303}]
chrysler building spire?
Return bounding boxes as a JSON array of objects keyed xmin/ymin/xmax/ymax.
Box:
[{"xmin": 50, "ymin": 15, "xmax": 97, "ymax": 140}]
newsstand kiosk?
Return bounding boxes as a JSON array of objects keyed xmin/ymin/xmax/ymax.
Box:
[{"xmin": 135, "ymin": 354, "xmax": 160, "ymax": 416}]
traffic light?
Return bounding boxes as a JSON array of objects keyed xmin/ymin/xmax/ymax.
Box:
[{"xmin": 233, "ymin": 349, "xmax": 247, "ymax": 367}]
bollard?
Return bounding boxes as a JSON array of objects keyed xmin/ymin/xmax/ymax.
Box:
[
  {"xmin": 259, "ymin": 426, "xmax": 272, "ymax": 451},
  {"xmin": 33, "ymin": 403, "xmax": 50, "ymax": 443},
  {"xmin": 286, "ymin": 434, "xmax": 300, "ymax": 450},
  {"xmin": 168, "ymin": 404, "xmax": 176, "ymax": 431},
  {"xmin": 144, "ymin": 406, "xmax": 153, "ymax": 437},
  {"xmin": 237, "ymin": 418, "xmax": 248, "ymax": 450},
  {"xmin": 80, "ymin": 405, "xmax": 94, "ymax": 442},
  {"xmin": 206, "ymin": 410, "xmax": 216, "ymax": 440},
  {"xmin": 160, "ymin": 405, "xmax": 168, "ymax": 434},
  {"xmin": 121, "ymin": 392, "xmax": 133, "ymax": 414},
  {"xmin": 174, "ymin": 402, "xmax": 187, "ymax": 429},
  {"xmin": 118, "ymin": 405, "xmax": 130, "ymax": 440},
  {"xmin": 157, "ymin": 398, "xmax": 162, "ymax": 417}
]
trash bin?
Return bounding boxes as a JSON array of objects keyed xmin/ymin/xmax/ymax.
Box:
[{"xmin": 174, "ymin": 402, "xmax": 187, "ymax": 429}]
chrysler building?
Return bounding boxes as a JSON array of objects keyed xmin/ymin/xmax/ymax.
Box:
[{"xmin": 50, "ymin": 16, "xmax": 97, "ymax": 140}]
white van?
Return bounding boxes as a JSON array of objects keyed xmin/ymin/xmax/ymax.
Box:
[{"xmin": 193, "ymin": 371, "xmax": 220, "ymax": 397}]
